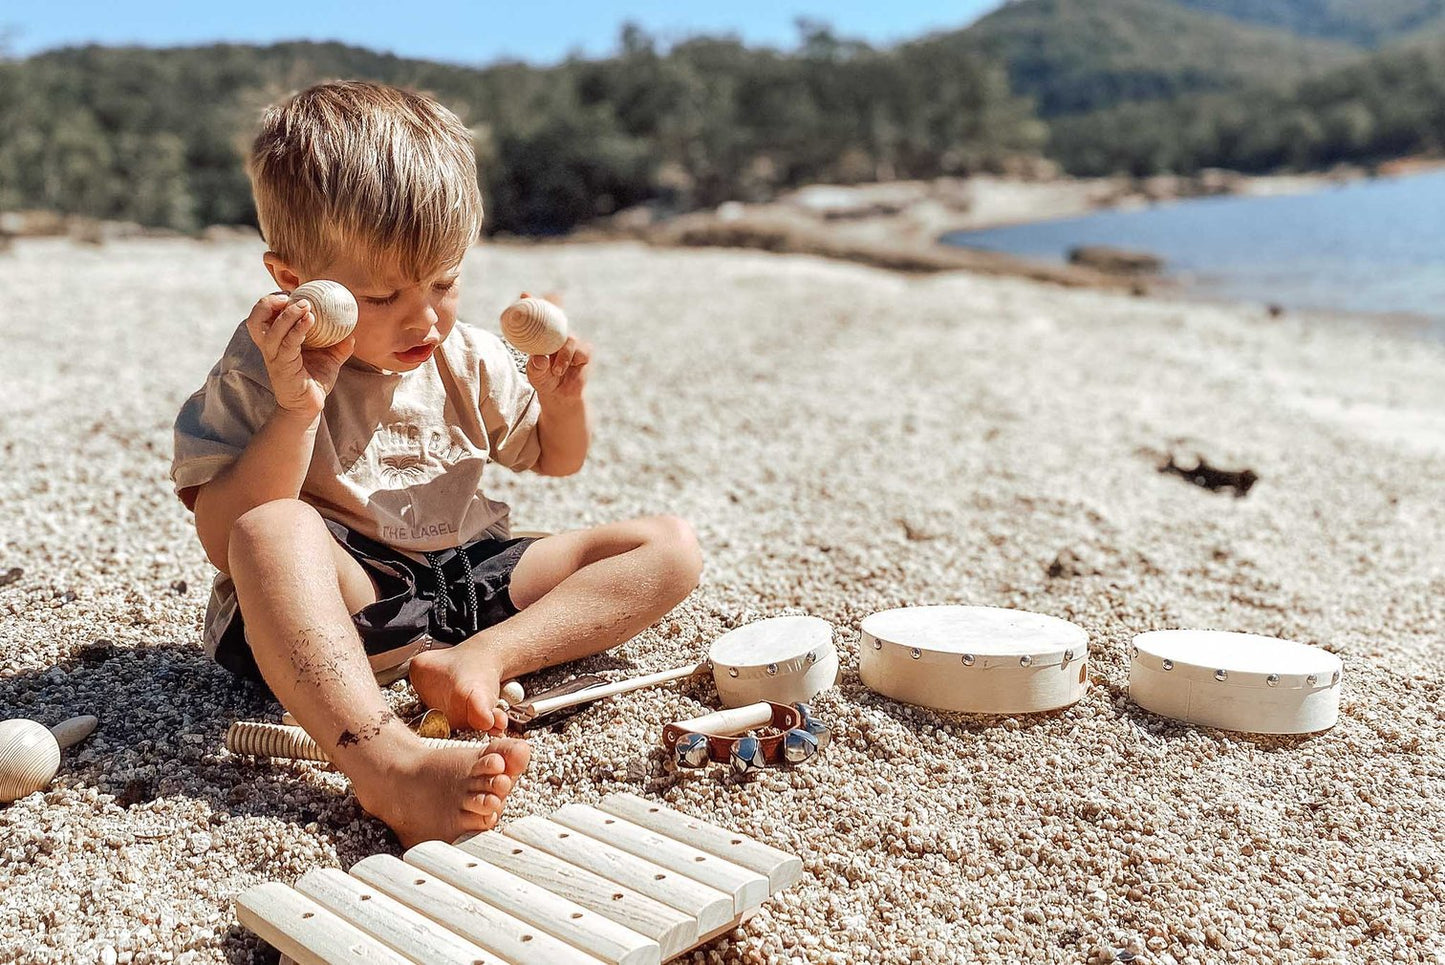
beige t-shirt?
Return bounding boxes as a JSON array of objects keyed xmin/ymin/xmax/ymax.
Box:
[{"xmin": 171, "ymin": 320, "xmax": 541, "ymax": 656}]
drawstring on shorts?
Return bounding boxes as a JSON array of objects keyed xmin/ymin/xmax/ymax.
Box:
[{"xmin": 424, "ymin": 548, "xmax": 481, "ymax": 636}]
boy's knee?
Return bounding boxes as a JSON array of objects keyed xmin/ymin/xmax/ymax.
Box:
[
  {"xmin": 228, "ymin": 498, "xmax": 326, "ymax": 572},
  {"xmin": 649, "ymin": 514, "xmax": 702, "ymax": 593}
]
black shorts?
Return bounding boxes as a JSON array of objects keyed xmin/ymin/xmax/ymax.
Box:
[{"xmin": 215, "ymin": 518, "xmax": 538, "ymax": 695}]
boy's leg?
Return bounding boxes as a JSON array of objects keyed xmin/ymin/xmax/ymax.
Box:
[
  {"xmin": 409, "ymin": 514, "xmax": 702, "ymax": 732},
  {"xmin": 226, "ymin": 499, "xmax": 529, "ymax": 846}
]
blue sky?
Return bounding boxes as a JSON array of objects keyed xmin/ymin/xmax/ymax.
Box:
[{"xmin": 2, "ymin": 1, "xmax": 1004, "ymax": 65}]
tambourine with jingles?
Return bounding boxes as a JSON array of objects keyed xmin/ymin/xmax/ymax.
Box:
[{"xmin": 661, "ymin": 702, "xmax": 832, "ymax": 775}]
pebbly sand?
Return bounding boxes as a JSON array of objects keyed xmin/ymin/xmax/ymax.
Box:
[{"xmin": 1, "ymin": 236, "xmax": 1442, "ymax": 964}]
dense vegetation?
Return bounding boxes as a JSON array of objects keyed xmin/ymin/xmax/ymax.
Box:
[
  {"xmin": 0, "ymin": 28, "xmax": 1040, "ymax": 235},
  {"xmin": 2, "ymin": 0, "xmax": 1443, "ymax": 235},
  {"xmin": 1170, "ymin": 0, "xmax": 1445, "ymax": 47},
  {"xmin": 963, "ymin": 0, "xmax": 1356, "ymax": 117}
]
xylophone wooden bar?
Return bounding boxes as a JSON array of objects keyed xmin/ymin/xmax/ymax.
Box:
[
  {"xmin": 235, "ymin": 882, "xmax": 411, "ymax": 964},
  {"xmin": 457, "ymin": 830, "xmax": 698, "ymax": 960},
  {"xmin": 295, "ymin": 868, "xmax": 508, "ymax": 965},
  {"xmin": 403, "ymin": 841, "xmax": 660, "ymax": 965},
  {"xmin": 241, "ymin": 797, "xmax": 800, "ymax": 964},
  {"xmin": 549, "ymin": 805, "xmax": 770, "ymax": 916},
  {"xmin": 351, "ymin": 854, "xmax": 604, "ymax": 965},
  {"xmin": 501, "ymin": 816, "xmax": 736, "ymax": 935},
  {"xmin": 599, "ymin": 792, "xmax": 803, "ymax": 891}
]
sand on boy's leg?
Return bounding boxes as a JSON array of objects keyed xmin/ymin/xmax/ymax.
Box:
[
  {"xmin": 408, "ymin": 515, "xmax": 703, "ymax": 733},
  {"xmin": 226, "ymin": 498, "xmax": 529, "ymax": 847}
]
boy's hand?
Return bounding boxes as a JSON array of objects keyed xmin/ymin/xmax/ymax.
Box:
[
  {"xmin": 526, "ymin": 335, "xmax": 591, "ymax": 403},
  {"xmin": 244, "ymin": 292, "xmax": 355, "ymax": 417}
]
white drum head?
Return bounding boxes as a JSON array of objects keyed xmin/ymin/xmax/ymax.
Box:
[
  {"xmin": 1130, "ymin": 630, "xmax": 1343, "ymax": 734},
  {"xmin": 860, "ymin": 606, "xmax": 1089, "ymax": 714},
  {"xmin": 708, "ymin": 616, "xmax": 839, "ymax": 708}
]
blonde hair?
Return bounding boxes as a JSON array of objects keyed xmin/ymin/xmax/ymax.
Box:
[{"xmin": 248, "ymin": 80, "xmax": 483, "ymax": 280}]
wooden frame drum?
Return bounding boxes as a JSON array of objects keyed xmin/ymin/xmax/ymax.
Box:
[
  {"xmin": 859, "ymin": 605, "xmax": 1089, "ymax": 714},
  {"xmin": 706, "ymin": 616, "xmax": 840, "ymax": 708},
  {"xmin": 1129, "ymin": 630, "xmax": 1343, "ymax": 734}
]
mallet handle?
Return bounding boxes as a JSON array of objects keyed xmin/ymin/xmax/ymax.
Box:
[
  {"xmin": 49, "ymin": 716, "xmax": 97, "ymax": 750},
  {"xmin": 524, "ymin": 662, "xmax": 706, "ymax": 719}
]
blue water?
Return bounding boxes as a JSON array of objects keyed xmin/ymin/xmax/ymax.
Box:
[{"xmin": 944, "ymin": 170, "xmax": 1445, "ymax": 331}]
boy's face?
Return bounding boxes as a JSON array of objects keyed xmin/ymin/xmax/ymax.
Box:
[{"xmin": 267, "ymin": 248, "xmax": 463, "ymax": 373}]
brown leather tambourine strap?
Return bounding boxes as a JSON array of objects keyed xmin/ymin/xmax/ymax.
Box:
[{"xmin": 662, "ymin": 701, "xmax": 828, "ymax": 773}]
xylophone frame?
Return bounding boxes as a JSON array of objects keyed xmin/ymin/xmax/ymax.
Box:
[{"xmin": 236, "ymin": 792, "xmax": 802, "ymax": 965}]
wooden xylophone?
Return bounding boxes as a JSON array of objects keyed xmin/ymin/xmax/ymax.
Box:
[{"xmin": 235, "ymin": 792, "xmax": 803, "ymax": 964}]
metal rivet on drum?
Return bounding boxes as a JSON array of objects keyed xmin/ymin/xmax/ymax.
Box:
[
  {"xmin": 1130, "ymin": 645, "xmax": 1138, "ymax": 658},
  {"xmin": 1214, "ymin": 669, "xmax": 1228, "ymax": 681},
  {"xmin": 962, "ymin": 654, "xmax": 975, "ymax": 666},
  {"xmin": 706, "ymin": 659, "xmax": 714, "ymax": 671},
  {"xmin": 1331, "ymin": 671, "xmax": 1340, "ymax": 685},
  {"xmin": 1162, "ymin": 659, "xmax": 1174, "ymax": 671},
  {"xmin": 1063, "ymin": 649, "xmax": 1075, "ymax": 663},
  {"xmin": 872, "ymin": 639, "xmax": 882, "ymax": 650},
  {"xmin": 1306, "ymin": 673, "xmax": 1318, "ymax": 686},
  {"xmin": 728, "ymin": 668, "xmax": 739, "ymax": 678},
  {"xmin": 1019, "ymin": 655, "xmax": 1032, "ymax": 667},
  {"xmin": 807, "ymin": 650, "xmax": 817, "ymax": 664},
  {"xmin": 910, "ymin": 648, "xmax": 921, "ymax": 660},
  {"xmin": 1266, "ymin": 674, "xmax": 1280, "ymax": 687},
  {"xmin": 767, "ymin": 663, "xmax": 778, "ymax": 675}
]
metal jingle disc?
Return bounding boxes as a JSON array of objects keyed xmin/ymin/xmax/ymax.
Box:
[
  {"xmin": 782, "ymin": 728, "xmax": 819, "ymax": 764},
  {"xmin": 674, "ymin": 733, "xmax": 710, "ymax": 769},
  {"xmin": 730, "ymin": 736, "xmax": 766, "ymax": 775},
  {"xmin": 793, "ymin": 702, "xmax": 814, "ymax": 723},
  {"xmin": 802, "ymin": 717, "xmax": 831, "ymax": 751}
]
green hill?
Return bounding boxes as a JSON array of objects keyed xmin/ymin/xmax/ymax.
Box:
[
  {"xmin": 1170, "ymin": 0, "xmax": 1445, "ymax": 47},
  {"xmin": 964, "ymin": 0, "xmax": 1360, "ymax": 116}
]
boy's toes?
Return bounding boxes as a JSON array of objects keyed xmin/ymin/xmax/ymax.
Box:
[
  {"xmin": 488, "ymin": 737, "xmax": 531, "ymax": 777},
  {"xmin": 471, "ymin": 752, "xmax": 506, "ymax": 778}
]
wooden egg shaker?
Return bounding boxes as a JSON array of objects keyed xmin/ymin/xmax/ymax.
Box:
[
  {"xmin": 500, "ymin": 296, "xmax": 569, "ymax": 356},
  {"xmin": 289, "ymin": 280, "xmax": 357, "ymax": 349},
  {"xmin": 0, "ymin": 715, "xmax": 97, "ymax": 803}
]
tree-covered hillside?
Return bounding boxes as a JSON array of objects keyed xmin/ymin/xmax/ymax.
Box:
[
  {"xmin": 963, "ymin": 0, "xmax": 1357, "ymax": 116},
  {"xmin": 0, "ymin": 29, "xmax": 1041, "ymax": 235},
  {"xmin": 1171, "ymin": 0, "xmax": 1445, "ymax": 47}
]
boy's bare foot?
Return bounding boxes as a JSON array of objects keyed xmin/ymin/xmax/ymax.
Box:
[
  {"xmin": 348, "ymin": 733, "xmax": 530, "ymax": 848},
  {"xmin": 409, "ymin": 646, "xmax": 506, "ymax": 734}
]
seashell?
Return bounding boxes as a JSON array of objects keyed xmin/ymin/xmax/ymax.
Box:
[
  {"xmin": 0, "ymin": 716, "xmax": 97, "ymax": 804},
  {"xmin": 501, "ymin": 680, "xmax": 526, "ymax": 705},
  {"xmin": 499, "ymin": 296, "xmax": 568, "ymax": 356},
  {"xmin": 289, "ymin": 280, "xmax": 358, "ymax": 349}
]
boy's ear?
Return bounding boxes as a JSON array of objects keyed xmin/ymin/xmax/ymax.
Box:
[{"xmin": 262, "ymin": 251, "xmax": 302, "ymax": 293}]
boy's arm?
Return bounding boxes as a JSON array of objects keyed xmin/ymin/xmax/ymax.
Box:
[
  {"xmin": 526, "ymin": 335, "xmax": 592, "ymax": 477},
  {"xmin": 192, "ymin": 408, "xmax": 321, "ymax": 572},
  {"xmin": 533, "ymin": 395, "xmax": 590, "ymax": 476},
  {"xmin": 185, "ymin": 292, "xmax": 354, "ymax": 573}
]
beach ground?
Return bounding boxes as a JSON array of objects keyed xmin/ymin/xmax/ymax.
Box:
[{"xmin": 1, "ymin": 237, "xmax": 1442, "ymax": 963}]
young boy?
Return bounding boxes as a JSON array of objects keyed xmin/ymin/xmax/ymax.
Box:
[{"xmin": 170, "ymin": 81, "xmax": 702, "ymax": 847}]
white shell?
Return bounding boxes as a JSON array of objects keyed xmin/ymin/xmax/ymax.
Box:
[
  {"xmin": 0, "ymin": 719, "xmax": 61, "ymax": 803},
  {"xmin": 500, "ymin": 297, "xmax": 568, "ymax": 356},
  {"xmin": 859, "ymin": 605, "xmax": 1090, "ymax": 714},
  {"xmin": 1129, "ymin": 630, "xmax": 1343, "ymax": 734},
  {"xmin": 290, "ymin": 280, "xmax": 358, "ymax": 349},
  {"xmin": 708, "ymin": 616, "xmax": 840, "ymax": 708}
]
